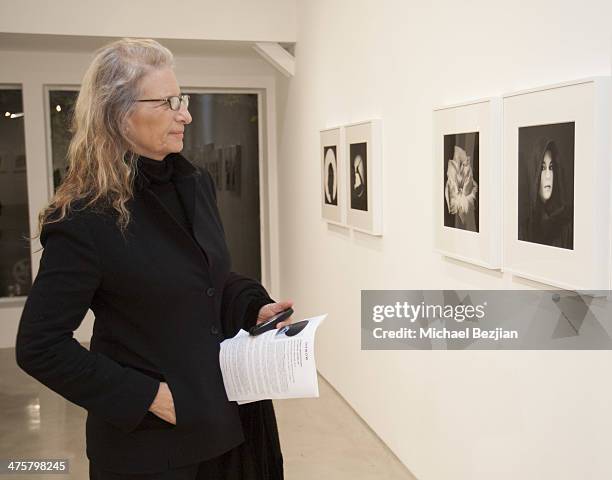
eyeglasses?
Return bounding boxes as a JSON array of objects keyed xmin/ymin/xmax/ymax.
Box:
[{"xmin": 135, "ymin": 94, "xmax": 190, "ymax": 111}]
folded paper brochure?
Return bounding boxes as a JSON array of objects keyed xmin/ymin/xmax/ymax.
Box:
[{"xmin": 219, "ymin": 314, "xmax": 327, "ymax": 404}]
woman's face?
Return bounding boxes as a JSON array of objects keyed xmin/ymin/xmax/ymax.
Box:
[
  {"xmin": 125, "ymin": 67, "xmax": 192, "ymax": 160},
  {"xmin": 539, "ymin": 149, "xmax": 554, "ymax": 202}
]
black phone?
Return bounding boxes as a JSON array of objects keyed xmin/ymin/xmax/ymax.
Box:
[{"xmin": 249, "ymin": 307, "xmax": 294, "ymax": 336}]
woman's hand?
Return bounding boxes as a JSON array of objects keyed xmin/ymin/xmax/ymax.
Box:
[
  {"xmin": 148, "ymin": 382, "xmax": 176, "ymax": 425},
  {"xmin": 256, "ymin": 300, "xmax": 294, "ymax": 329}
]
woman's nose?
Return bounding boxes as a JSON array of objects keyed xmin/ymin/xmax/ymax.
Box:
[{"xmin": 176, "ymin": 108, "xmax": 192, "ymax": 124}]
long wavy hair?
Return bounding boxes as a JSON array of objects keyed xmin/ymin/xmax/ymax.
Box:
[{"xmin": 33, "ymin": 38, "xmax": 174, "ymax": 239}]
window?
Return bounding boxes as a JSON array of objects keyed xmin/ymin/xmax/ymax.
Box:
[
  {"xmin": 0, "ymin": 87, "xmax": 31, "ymax": 298},
  {"xmin": 48, "ymin": 89, "xmax": 78, "ymax": 191},
  {"xmin": 45, "ymin": 90, "xmax": 263, "ymax": 282},
  {"xmin": 182, "ymin": 93, "xmax": 262, "ymax": 281}
]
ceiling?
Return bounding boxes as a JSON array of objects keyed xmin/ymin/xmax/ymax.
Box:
[{"xmin": 0, "ymin": 32, "xmax": 278, "ymax": 59}]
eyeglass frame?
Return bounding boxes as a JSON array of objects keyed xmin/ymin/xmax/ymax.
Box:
[{"xmin": 135, "ymin": 94, "xmax": 190, "ymax": 111}]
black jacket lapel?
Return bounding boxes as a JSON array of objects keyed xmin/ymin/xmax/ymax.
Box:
[{"xmin": 134, "ymin": 153, "xmax": 212, "ymax": 269}]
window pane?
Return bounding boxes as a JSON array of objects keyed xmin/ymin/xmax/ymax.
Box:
[
  {"xmin": 182, "ymin": 94, "xmax": 262, "ymax": 281},
  {"xmin": 49, "ymin": 90, "xmax": 78, "ymax": 191},
  {"xmin": 0, "ymin": 88, "xmax": 31, "ymax": 298},
  {"xmin": 45, "ymin": 91, "xmax": 262, "ymax": 283}
]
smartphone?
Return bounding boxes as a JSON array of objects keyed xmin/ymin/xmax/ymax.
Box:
[{"xmin": 249, "ymin": 307, "xmax": 294, "ymax": 336}]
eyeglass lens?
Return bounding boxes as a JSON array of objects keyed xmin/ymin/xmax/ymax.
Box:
[{"xmin": 170, "ymin": 95, "xmax": 189, "ymax": 111}]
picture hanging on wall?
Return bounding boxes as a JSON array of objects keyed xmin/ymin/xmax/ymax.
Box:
[
  {"xmin": 434, "ymin": 98, "xmax": 502, "ymax": 269},
  {"xmin": 203, "ymin": 144, "xmax": 222, "ymax": 191},
  {"xmin": 517, "ymin": 122, "xmax": 575, "ymax": 250},
  {"xmin": 444, "ymin": 132, "xmax": 480, "ymax": 233},
  {"xmin": 224, "ymin": 145, "xmax": 242, "ymax": 196},
  {"xmin": 320, "ymin": 127, "xmax": 344, "ymax": 225},
  {"xmin": 345, "ymin": 119, "xmax": 382, "ymax": 235},
  {"xmin": 503, "ymin": 77, "xmax": 611, "ymax": 290}
]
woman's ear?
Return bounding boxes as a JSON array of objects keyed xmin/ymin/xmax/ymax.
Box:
[
  {"xmin": 121, "ymin": 118, "xmax": 135, "ymax": 150},
  {"xmin": 123, "ymin": 118, "xmax": 131, "ymax": 136},
  {"xmin": 122, "ymin": 119, "xmax": 134, "ymax": 145}
]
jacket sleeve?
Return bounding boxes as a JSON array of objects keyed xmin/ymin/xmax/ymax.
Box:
[
  {"xmin": 221, "ymin": 272, "xmax": 275, "ymax": 338},
  {"xmin": 14, "ymin": 212, "xmax": 160, "ymax": 434}
]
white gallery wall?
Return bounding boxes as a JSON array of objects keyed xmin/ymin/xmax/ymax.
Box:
[{"xmin": 275, "ymin": 1, "xmax": 612, "ymax": 479}]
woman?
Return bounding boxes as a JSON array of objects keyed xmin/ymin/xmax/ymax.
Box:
[
  {"xmin": 519, "ymin": 137, "xmax": 573, "ymax": 249},
  {"xmin": 15, "ymin": 38, "xmax": 291, "ymax": 479}
]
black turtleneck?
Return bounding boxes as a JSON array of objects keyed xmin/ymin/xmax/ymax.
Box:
[{"xmin": 137, "ymin": 154, "xmax": 192, "ymax": 235}]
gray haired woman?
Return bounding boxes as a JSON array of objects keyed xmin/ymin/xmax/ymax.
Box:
[{"xmin": 16, "ymin": 38, "xmax": 291, "ymax": 479}]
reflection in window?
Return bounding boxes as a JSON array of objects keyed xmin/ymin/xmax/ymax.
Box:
[
  {"xmin": 182, "ymin": 94, "xmax": 262, "ymax": 281},
  {"xmin": 0, "ymin": 88, "xmax": 31, "ymax": 298},
  {"xmin": 49, "ymin": 90, "xmax": 78, "ymax": 190}
]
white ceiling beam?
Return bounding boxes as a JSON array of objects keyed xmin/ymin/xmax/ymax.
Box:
[{"xmin": 253, "ymin": 42, "xmax": 295, "ymax": 77}]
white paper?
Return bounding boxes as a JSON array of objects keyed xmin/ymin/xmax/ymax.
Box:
[{"xmin": 219, "ymin": 314, "xmax": 326, "ymax": 404}]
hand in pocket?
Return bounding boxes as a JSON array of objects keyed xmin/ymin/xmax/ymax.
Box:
[{"xmin": 148, "ymin": 381, "xmax": 176, "ymax": 425}]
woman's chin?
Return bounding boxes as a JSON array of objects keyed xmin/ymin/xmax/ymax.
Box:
[{"xmin": 168, "ymin": 142, "xmax": 184, "ymax": 153}]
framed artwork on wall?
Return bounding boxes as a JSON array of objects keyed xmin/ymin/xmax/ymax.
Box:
[
  {"xmin": 433, "ymin": 98, "xmax": 502, "ymax": 269},
  {"xmin": 344, "ymin": 119, "xmax": 382, "ymax": 235},
  {"xmin": 223, "ymin": 144, "xmax": 242, "ymax": 196},
  {"xmin": 503, "ymin": 77, "xmax": 611, "ymax": 290},
  {"xmin": 320, "ymin": 126, "xmax": 344, "ymax": 225}
]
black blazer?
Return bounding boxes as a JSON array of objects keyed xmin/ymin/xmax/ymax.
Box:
[{"xmin": 15, "ymin": 153, "xmax": 274, "ymax": 474}]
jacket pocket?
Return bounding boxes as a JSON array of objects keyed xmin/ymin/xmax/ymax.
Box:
[
  {"xmin": 163, "ymin": 371, "xmax": 185, "ymax": 430},
  {"xmin": 135, "ymin": 411, "xmax": 176, "ymax": 430}
]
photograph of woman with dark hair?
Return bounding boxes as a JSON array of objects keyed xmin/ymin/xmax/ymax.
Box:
[{"xmin": 518, "ymin": 122, "xmax": 575, "ymax": 250}]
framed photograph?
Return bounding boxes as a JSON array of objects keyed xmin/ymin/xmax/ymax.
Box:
[
  {"xmin": 224, "ymin": 145, "xmax": 242, "ymax": 196},
  {"xmin": 214, "ymin": 147, "xmax": 224, "ymax": 191},
  {"xmin": 320, "ymin": 127, "xmax": 344, "ymax": 225},
  {"xmin": 503, "ymin": 77, "xmax": 611, "ymax": 290},
  {"xmin": 202, "ymin": 143, "xmax": 222, "ymax": 190},
  {"xmin": 433, "ymin": 98, "xmax": 502, "ymax": 269},
  {"xmin": 345, "ymin": 119, "xmax": 382, "ymax": 235}
]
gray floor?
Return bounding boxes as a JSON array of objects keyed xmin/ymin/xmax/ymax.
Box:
[{"xmin": 0, "ymin": 345, "xmax": 416, "ymax": 479}]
